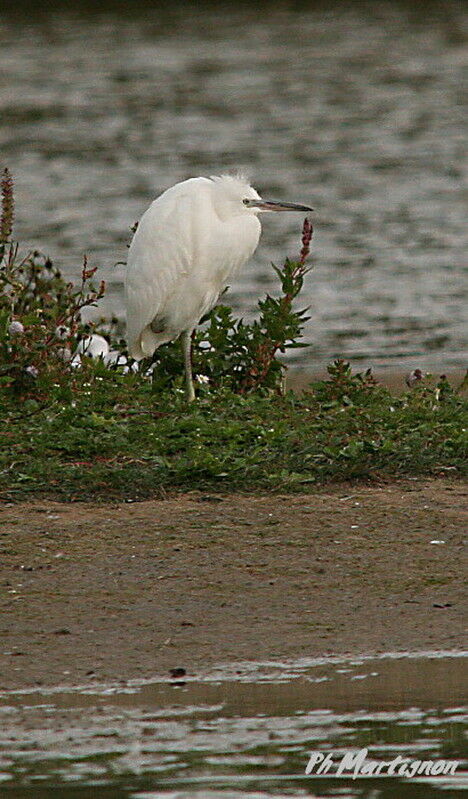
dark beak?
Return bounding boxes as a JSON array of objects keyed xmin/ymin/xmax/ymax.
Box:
[{"xmin": 248, "ymin": 199, "xmax": 313, "ymax": 212}]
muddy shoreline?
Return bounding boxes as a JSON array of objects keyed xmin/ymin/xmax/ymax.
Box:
[{"xmin": 1, "ymin": 478, "xmax": 466, "ymax": 691}]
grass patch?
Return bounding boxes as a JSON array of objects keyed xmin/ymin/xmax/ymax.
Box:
[
  {"xmin": 1, "ymin": 167, "xmax": 466, "ymax": 500},
  {"xmin": 1, "ymin": 361, "xmax": 466, "ymax": 500}
]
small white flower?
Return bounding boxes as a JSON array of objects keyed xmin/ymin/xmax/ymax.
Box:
[
  {"xmin": 70, "ymin": 353, "xmax": 82, "ymax": 369},
  {"xmin": 103, "ymin": 350, "xmax": 129, "ymax": 368},
  {"xmin": 144, "ymin": 363, "xmax": 157, "ymax": 377},
  {"xmin": 196, "ymin": 374, "xmax": 209, "ymax": 384},
  {"xmin": 25, "ymin": 365, "xmax": 39, "ymax": 378},
  {"xmin": 8, "ymin": 320, "xmax": 24, "ymax": 336},
  {"xmin": 55, "ymin": 325, "xmax": 70, "ymax": 340},
  {"xmin": 123, "ymin": 363, "xmax": 139, "ymax": 374},
  {"xmin": 57, "ymin": 347, "xmax": 71, "ymax": 362}
]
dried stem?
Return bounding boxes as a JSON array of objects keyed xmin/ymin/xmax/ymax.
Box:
[
  {"xmin": 245, "ymin": 217, "xmax": 313, "ymax": 390},
  {"xmin": 0, "ymin": 168, "xmax": 14, "ymax": 245},
  {"xmin": 298, "ymin": 216, "xmax": 313, "ymax": 266}
]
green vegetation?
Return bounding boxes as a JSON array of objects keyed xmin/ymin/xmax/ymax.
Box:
[
  {"xmin": 1, "ymin": 360, "xmax": 466, "ymax": 500},
  {"xmin": 1, "ymin": 167, "xmax": 466, "ymax": 500}
]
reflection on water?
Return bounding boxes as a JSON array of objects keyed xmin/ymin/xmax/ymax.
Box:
[
  {"xmin": 0, "ymin": 2, "xmax": 466, "ymax": 371},
  {"xmin": 0, "ymin": 652, "xmax": 466, "ymax": 797}
]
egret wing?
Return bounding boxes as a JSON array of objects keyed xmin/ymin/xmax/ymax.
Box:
[{"xmin": 125, "ymin": 186, "xmax": 205, "ymax": 359}]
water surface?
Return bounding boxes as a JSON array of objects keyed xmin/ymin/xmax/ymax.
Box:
[
  {"xmin": 0, "ymin": 651, "xmax": 466, "ymax": 797},
  {"xmin": 0, "ymin": 2, "xmax": 466, "ymax": 371}
]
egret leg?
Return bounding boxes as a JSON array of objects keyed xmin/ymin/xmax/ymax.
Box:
[{"xmin": 181, "ymin": 330, "xmax": 195, "ymax": 402}]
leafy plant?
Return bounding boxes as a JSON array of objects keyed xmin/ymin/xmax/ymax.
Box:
[
  {"xmin": 0, "ymin": 169, "xmax": 105, "ymax": 396},
  {"xmin": 147, "ymin": 217, "xmax": 314, "ymax": 393},
  {"xmin": 0, "ymin": 364, "xmax": 466, "ymax": 499}
]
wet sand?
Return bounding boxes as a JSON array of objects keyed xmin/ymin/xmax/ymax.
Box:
[{"xmin": 1, "ymin": 478, "xmax": 466, "ymax": 691}]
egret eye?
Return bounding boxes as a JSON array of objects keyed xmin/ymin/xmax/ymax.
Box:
[{"xmin": 242, "ymin": 198, "xmax": 250, "ymax": 205}]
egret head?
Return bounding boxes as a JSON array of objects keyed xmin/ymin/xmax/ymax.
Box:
[{"xmin": 210, "ymin": 175, "xmax": 313, "ymax": 220}]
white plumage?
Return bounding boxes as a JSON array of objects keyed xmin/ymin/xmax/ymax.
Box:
[{"xmin": 124, "ymin": 174, "xmax": 312, "ymax": 400}]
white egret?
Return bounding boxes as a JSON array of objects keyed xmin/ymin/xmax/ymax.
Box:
[{"xmin": 125, "ymin": 175, "xmax": 312, "ymax": 400}]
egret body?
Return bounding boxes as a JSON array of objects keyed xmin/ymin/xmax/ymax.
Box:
[{"xmin": 125, "ymin": 175, "xmax": 312, "ymax": 400}]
